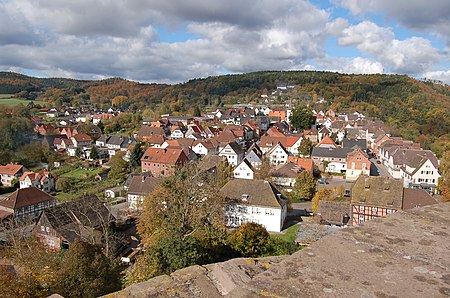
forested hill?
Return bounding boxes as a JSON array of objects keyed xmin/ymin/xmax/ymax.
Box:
[{"xmin": 0, "ymin": 71, "xmax": 449, "ymax": 154}]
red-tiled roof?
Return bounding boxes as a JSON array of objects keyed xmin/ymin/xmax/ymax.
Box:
[
  {"xmin": 288, "ymin": 156, "xmax": 314, "ymax": 172},
  {"xmin": 316, "ymin": 135, "xmax": 337, "ymax": 147},
  {"xmin": 141, "ymin": 148, "xmax": 187, "ymax": 165},
  {"xmin": 73, "ymin": 133, "xmax": 92, "ymax": 142},
  {"xmin": 0, "ymin": 164, "xmax": 23, "ymax": 176}
]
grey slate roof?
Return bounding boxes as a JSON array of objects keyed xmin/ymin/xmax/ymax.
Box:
[
  {"xmin": 127, "ymin": 175, "xmax": 164, "ymax": 196},
  {"xmin": 311, "ymin": 147, "xmax": 353, "ymax": 159},
  {"xmin": 220, "ymin": 179, "xmax": 286, "ymax": 208},
  {"xmin": 342, "ymin": 138, "xmax": 367, "ymax": 150}
]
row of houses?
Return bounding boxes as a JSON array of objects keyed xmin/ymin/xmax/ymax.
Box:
[{"xmin": 318, "ymin": 176, "xmax": 438, "ymax": 226}]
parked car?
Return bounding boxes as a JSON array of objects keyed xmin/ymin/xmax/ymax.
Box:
[{"xmin": 318, "ymin": 178, "xmax": 328, "ymax": 184}]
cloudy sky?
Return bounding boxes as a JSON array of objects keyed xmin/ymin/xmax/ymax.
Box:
[{"xmin": 1, "ymin": 0, "xmax": 449, "ymax": 83}]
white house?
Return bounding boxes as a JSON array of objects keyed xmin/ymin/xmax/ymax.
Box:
[
  {"xmin": 218, "ymin": 142, "xmax": 244, "ymax": 166},
  {"xmin": 19, "ymin": 170, "xmax": 54, "ymax": 193},
  {"xmin": 400, "ymin": 153, "xmax": 440, "ymax": 194},
  {"xmin": 266, "ymin": 143, "xmax": 289, "ymax": 166},
  {"xmin": 233, "ymin": 159, "xmax": 255, "ymax": 180},
  {"xmin": 244, "ymin": 146, "xmax": 263, "ymax": 169},
  {"xmin": 170, "ymin": 126, "xmax": 185, "ymax": 139},
  {"xmin": 220, "ymin": 179, "xmax": 288, "ymax": 232},
  {"xmin": 192, "ymin": 139, "xmax": 218, "ymax": 156},
  {"xmin": 126, "ymin": 175, "xmax": 164, "ymax": 210}
]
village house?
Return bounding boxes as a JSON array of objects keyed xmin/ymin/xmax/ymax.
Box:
[
  {"xmin": 169, "ymin": 126, "xmax": 186, "ymax": 139},
  {"xmin": 141, "ymin": 147, "xmax": 188, "ymax": 177},
  {"xmin": 288, "ymin": 156, "xmax": 314, "ymax": 172},
  {"xmin": 19, "ymin": 170, "xmax": 55, "ymax": 192},
  {"xmin": 218, "ymin": 142, "xmax": 245, "ymax": 166},
  {"xmin": 315, "ymin": 135, "xmax": 338, "ymax": 148},
  {"xmin": 192, "ymin": 139, "xmax": 219, "ymax": 156},
  {"xmin": 351, "ymin": 176, "xmax": 438, "ymax": 225},
  {"xmin": 399, "ymin": 151, "xmax": 440, "ymax": 194},
  {"xmin": 220, "ymin": 179, "xmax": 288, "ymax": 232},
  {"xmin": 351, "ymin": 176, "xmax": 403, "ymax": 225},
  {"xmin": 311, "ymin": 147, "xmax": 352, "ymax": 173},
  {"xmin": 233, "ymin": 159, "xmax": 256, "ymax": 180},
  {"xmin": 136, "ymin": 126, "xmax": 167, "ymax": 142},
  {"xmin": 270, "ymin": 162, "xmax": 303, "ymax": 191},
  {"xmin": 127, "ymin": 175, "xmax": 164, "ymax": 210},
  {"xmin": 33, "ymin": 195, "xmax": 114, "ymax": 251},
  {"xmin": 0, "ymin": 187, "xmax": 56, "ymax": 220},
  {"xmin": 70, "ymin": 133, "xmax": 92, "ymax": 147},
  {"xmin": 346, "ymin": 147, "xmax": 371, "ymax": 181},
  {"xmin": 243, "ymin": 144, "xmax": 263, "ymax": 168},
  {"xmin": 0, "ymin": 163, "xmax": 28, "ymax": 187},
  {"xmin": 266, "ymin": 142, "xmax": 290, "ymax": 166}
]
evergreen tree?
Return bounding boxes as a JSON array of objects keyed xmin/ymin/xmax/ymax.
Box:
[
  {"xmin": 89, "ymin": 145, "xmax": 99, "ymax": 160},
  {"xmin": 129, "ymin": 143, "xmax": 144, "ymax": 170}
]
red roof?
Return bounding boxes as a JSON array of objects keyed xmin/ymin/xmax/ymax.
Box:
[
  {"xmin": 266, "ymin": 127, "xmax": 285, "ymax": 137},
  {"xmin": 141, "ymin": 148, "xmax": 187, "ymax": 165},
  {"xmin": 288, "ymin": 156, "xmax": 314, "ymax": 172},
  {"xmin": 73, "ymin": 133, "xmax": 92, "ymax": 142},
  {"xmin": 316, "ymin": 135, "xmax": 337, "ymax": 147},
  {"xmin": 0, "ymin": 164, "xmax": 23, "ymax": 176}
]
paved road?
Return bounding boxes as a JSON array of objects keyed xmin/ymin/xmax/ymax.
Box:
[{"xmin": 370, "ymin": 158, "xmax": 391, "ymax": 177}]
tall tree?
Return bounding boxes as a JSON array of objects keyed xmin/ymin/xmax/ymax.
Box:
[
  {"xmin": 290, "ymin": 106, "xmax": 314, "ymax": 131},
  {"xmin": 89, "ymin": 145, "xmax": 99, "ymax": 160},
  {"xmin": 129, "ymin": 143, "xmax": 144, "ymax": 170},
  {"xmin": 108, "ymin": 151, "xmax": 129, "ymax": 180},
  {"xmin": 298, "ymin": 139, "xmax": 313, "ymax": 156},
  {"xmin": 291, "ymin": 170, "xmax": 316, "ymax": 202},
  {"xmin": 130, "ymin": 165, "xmax": 229, "ymax": 283},
  {"xmin": 54, "ymin": 240, "xmax": 121, "ymax": 298}
]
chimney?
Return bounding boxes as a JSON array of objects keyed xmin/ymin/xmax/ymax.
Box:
[{"xmin": 141, "ymin": 175, "xmax": 146, "ymax": 182}]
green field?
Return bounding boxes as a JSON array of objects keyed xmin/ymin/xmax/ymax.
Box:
[
  {"xmin": 60, "ymin": 168, "xmax": 102, "ymax": 179},
  {"xmin": 270, "ymin": 223, "xmax": 299, "ymax": 242},
  {"xmin": 0, "ymin": 94, "xmax": 47, "ymax": 107}
]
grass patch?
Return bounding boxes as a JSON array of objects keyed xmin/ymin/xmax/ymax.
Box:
[
  {"xmin": 270, "ymin": 223, "xmax": 299, "ymax": 242},
  {"xmin": 0, "ymin": 94, "xmax": 47, "ymax": 107},
  {"xmin": 60, "ymin": 168, "xmax": 102, "ymax": 179},
  {"xmin": 55, "ymin": 192, "xmax": 77, "ymax": 202}
]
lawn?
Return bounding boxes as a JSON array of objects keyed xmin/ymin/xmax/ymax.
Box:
[
  {"xmin": 270, "ymin": 223, "xmax": 299, "ymax": 242},
  {"xmin": 0, "ymin": 94, "xmax": 47, "ymax": 107},
  {"xmin": 60, "ymin": 168, "xmax": 102, "ymax": 179}
]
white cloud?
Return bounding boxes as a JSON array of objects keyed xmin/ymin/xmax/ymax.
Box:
[
  {"xmin": 335, "ymin": 0, "xmax": 450, "ymax": 42},
  {"xmin": 336, "ymin": 21, "xmax": 443, "ymax": 74},
  {"xmin": 422, "ymin": 70, "xmax": 450, "ymax": 85}
]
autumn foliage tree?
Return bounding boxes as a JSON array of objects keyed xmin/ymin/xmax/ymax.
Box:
[
  {"xmin": 229, "ymin": 222, "xmax": 270, "ymax": 257},
  {"xmin": 54, "ymin": 240, "xmax": 121, "ymax": 298},
  {"xmin": 290, "ymin": 170, "xmax": 316, "ymax": 202},
  {"xmin": 130, "ymin": 164, "xmax": 229, "ymax": 283}
]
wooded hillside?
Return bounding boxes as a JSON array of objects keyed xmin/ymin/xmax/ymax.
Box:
[{"xmin": 1, "ymin": 71, "xmax": 449, "ymax": 154}]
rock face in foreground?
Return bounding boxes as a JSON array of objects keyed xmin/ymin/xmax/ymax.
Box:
[
  {"xmin": 106, "ymin": 203, "xmax": 450, "ymax": 297},
  {"xmin": 104, "ymin": 256, "xmax": 286, "ymax": 297}
]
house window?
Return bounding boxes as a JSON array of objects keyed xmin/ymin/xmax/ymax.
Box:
[
  {"xmin": 46, "ymin": 227, "xmax": 50, "ymax": 233},
  {"xmin": 40, "ymin": 226, "xmax": 45, "ymax": 232},
  {"xmin": 371, "ymin": 207, "xmax": 378, "ymax": 213},
  {"xmin": 270, "ymin": 210, "xmax": 274, "ymax": 215},
  {"xmin": 387, "ymin": 209, "xmax": 393, "ymax": 214},
  {"xmin": 265, "ymin": 209, "xmax": 270, "ymax": 215},
  {"xmin": 247, "ymin": 173, "xmax": 250, "ymax": 176},
  {"xmin": 359, "ymin": 205, "xmax": 364, "ymax": 212},
  {"xmin": 358, "ymin": 215, "xmax": 365, "ymax": 224}
]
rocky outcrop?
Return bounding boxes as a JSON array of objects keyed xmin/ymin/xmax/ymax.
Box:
[
  {"xmin": 104, "ymin": 256, "xmax": 286, "ymax": 297},
  {"xmin": 106, "ymin": 203, "xmax": 450, "ymax": 297}
]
